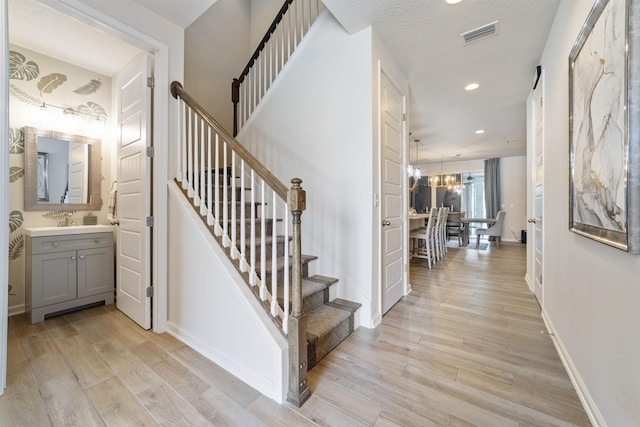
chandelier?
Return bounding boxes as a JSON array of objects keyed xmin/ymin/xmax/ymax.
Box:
[
  {"xmin": 429, "ymin": 156, "xmax": 461, "ymax": 192},
  {"xmin": 407, "ymin": 134, "xmax": 421, "ymax": 179}
]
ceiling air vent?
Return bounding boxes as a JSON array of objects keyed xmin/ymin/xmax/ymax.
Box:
[{"xmin": 461, "ymin": 20, "xmax": 499, "ymax": 44}]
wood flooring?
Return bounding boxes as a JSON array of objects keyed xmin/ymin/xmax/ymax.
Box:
[{"xmin": 0, "ymin": 242, "xmax": 590, "ymax": 426}]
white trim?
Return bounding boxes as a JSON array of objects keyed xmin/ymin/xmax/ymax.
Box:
[
  {"xmin": 8, "ymin": 304, "xmax": 25, "ymax": 317},
  {"xmin": 541, "ymin": 310, "xmax": 605, "ymax": 427},
  {"xmin": 37, "ymin": 0, "xmax": 171, "ymax": 333},
  {"xmin": 167, "ymin": 181, "xmax": 287, "ymax": 403},
  {"xmin": 1, "ymin": 0, "xmax": 10, "ymax": 396}
]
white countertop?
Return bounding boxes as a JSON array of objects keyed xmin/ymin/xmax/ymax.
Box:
[{"xmin": 25, "ymin": 225, "xmax": 114, "ymax": 237}]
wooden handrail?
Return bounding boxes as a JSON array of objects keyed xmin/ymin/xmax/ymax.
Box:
[{"xmin": 171, "ymin": 81, "xmax": 288, "ymax": 200}]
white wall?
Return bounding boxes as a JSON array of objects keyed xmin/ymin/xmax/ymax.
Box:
[
  {"xmin": 167, "ymin": 183, "xmax": 288, "ymax": 403},
  {"xmin": 500, "ymin": 156, "xmax": 527, "ymax": 242},
  {"xmin": 239, "ymin": 12, "xmax": 378, "ymax": 326},
  {"xmin": 539, "ymin": 1, "xmax": 640, "ymax": 425},
  {"xmin": 419, "ymin": 156, "xmax": 527, "ymax": 242},
  {"xmin": 185, "ymin": 0, "xmax": 251, "ymax": 133}
]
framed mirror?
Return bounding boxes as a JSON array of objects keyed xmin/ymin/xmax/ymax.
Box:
[{"xmin": 23, "ymin": 126, "xmax": 103, "ymax": 211}]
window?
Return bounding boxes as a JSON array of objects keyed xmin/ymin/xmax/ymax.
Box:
[{"xmin": 461, "ymin": 173, "xmax": 485, "ymax": 218}]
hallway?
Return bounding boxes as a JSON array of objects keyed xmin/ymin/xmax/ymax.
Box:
[
  {"xmin": 0, "ymin": 243, "xmax": 590, "ymax": 426},
  {"xmin": 308, "ymin": 242, "xmax": 590, "ymax": 425}
]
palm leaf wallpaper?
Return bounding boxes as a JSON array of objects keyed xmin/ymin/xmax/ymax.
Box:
[
  {"xmin": 38, "ymin": 72, "xmax": 68, "ymax": 95},
  {"xmin": 9, "ymin": 51, "xmax": 39, "ymax": 81},
  {"xmin": 9, "ymin": 211, "xmax": 23, "ymax": 233},
  {"xmin": 7, "ymin": 44, "xmax": 112, "ymax": 312},
  {"xmin": 74, "ymin": 78, "xmax": 103, "ymax": 95},
  {"xmin": 9, "ymin": 127, "xmax": 24, "ymax": 154}
]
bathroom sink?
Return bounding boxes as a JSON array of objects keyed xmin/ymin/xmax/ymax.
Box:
[{"xmin": 24, "ymin": 225, "xmax": 114, "ymax": 237}]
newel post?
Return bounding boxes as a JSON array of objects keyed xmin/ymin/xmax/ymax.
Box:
[
  {"xmin": 286, "ymin": 178, "xmax": 311, "ymax": 407},
  {"xmin": 232, "ymin": 78, "xmax": 240, "ymax": 137}
]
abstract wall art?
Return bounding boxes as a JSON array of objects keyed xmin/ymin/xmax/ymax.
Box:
[{"xmin": 569, "ymin": 0, "xmax": 640, "ymax": 252}]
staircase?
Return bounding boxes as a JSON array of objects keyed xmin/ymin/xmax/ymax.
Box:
[
  {"xmin": 180, "ymin": 176, "xmax": 360, "ymax": 370},
  {"xmin": 170, "ymin": 0, "xmax": 358, "ymax": 406}
]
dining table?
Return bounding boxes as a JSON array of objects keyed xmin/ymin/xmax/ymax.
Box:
[{"xmin": 460, "ymin": 217, "xmax": 496, "ymax": 246}]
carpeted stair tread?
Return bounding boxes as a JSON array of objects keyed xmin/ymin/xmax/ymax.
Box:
[
  {"xmin": 306, "ymin": 305, "xmax": 352, "ymax": 340},
  {"xmin": 306, "ymin": 304, "xmax": 353, "ymax": 369},
  {"xmin": 325, "ymin": 298, "xmax": 361, "ymax": 313}
]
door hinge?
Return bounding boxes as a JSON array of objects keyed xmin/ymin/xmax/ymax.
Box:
[
  {"xmin": 147, "ymin": 77, "xmax": 155, "ymax": 89},
  {"xmin": 402, "ymin": 113, "xmax": 406, "ymax": 122},
  {"xmin": 146, "ymin": 287, "xmax": 154, "ymax": 297},
  {"xmin": 146, "ymin": 146, "xmax": 154, "ymax": 157},
  {"xmin": 146, "ymin": 216, "xmax": 154, "ymax": 227}
]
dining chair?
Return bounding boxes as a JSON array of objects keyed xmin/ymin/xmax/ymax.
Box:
[
  {"xmin": 476, "ymin": 210, "xmax": 506, "ymax": 248},
  {"xmin": 441, "ymin": 207, "xmax": 449, "ymax": 255},
  {"xmin": 434, "ymin": 207, "xmax": 447, "ymax": 260},
  {"xmin": 409, "ymin": 207, "xmax": 437, "ymax": 268},
  {"xmin": 446, "ymin": 211, "xmax": 465, "ymax": 245}
]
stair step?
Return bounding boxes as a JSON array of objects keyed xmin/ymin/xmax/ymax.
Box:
[
  {"xmin": 302, "ymin": 275, "xmax": 338, "ymax": 313},
  {"xmin": 325, "ymin": 298, "xmax": 361, "ymax": 314},
  {"xmin": 306, "ymin": 304, "xmax": 354, "ymax": 369}
]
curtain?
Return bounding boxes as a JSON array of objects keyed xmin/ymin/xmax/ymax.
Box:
[{"xmin": 484, "ymin": 158, "xmax": 501, "ymax": 218}]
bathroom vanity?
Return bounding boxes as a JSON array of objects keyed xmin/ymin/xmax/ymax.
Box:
[{"xmin": 25, "ymin": 225, "xmax": 114, "ymax": 323}]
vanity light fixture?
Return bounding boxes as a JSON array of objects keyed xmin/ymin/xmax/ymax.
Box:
[
  {"xmin": 475, "ymin": 129, "xmax": 485, "ymax": 134},
  {"xmin": 465, "ymin": 83, "xmax": 479, "ymax": 91},
  {"xmin": 39, "ymin": 102, "xmax": 105, "ymax": 122}
]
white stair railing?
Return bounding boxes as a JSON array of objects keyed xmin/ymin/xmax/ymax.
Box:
[
  {"xmin": 232, "ymin": 0, "xmax": 324, "ymax": 136},
  {"xmin": 171, "ymin": 81, "xmax": 310, "ymax": 406}
]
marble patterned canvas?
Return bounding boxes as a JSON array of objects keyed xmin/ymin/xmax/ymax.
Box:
[{"xmin": 569, "ymin": 0, "xmax": 637, "ymax": 251}]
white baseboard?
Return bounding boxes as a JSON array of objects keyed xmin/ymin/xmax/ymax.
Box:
[
  {"xmin": 8, "ymin": 304, "xmax": 24, "ymax": 317},
  {"xmin": 541, "ymin": 310, "xmax": 605, "ymax": 427}
]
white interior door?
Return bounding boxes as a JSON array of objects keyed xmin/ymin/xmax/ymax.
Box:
[
  {"xmin": 67, "ymin": 142, "xmax": 87, "ymax": 203},
  {"xmin": 115, "ymin": 53, "xmax": 152, "ymax": 329},
  {"xmin": 530, "ymin": 71, "xmax": 544, "ymax": 306},
  {"xmin": 381, "ymin": 71, "xmax": 405, "ymax": 314}
]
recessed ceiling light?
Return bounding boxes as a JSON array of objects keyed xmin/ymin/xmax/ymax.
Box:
[
  {"xmin": 465, "ymin": 83, "xmax": 480, "ymax": 91},
  {"xmin": 475, "ymin": 129, "xmax": 485, "ymax": 134},
  {"xmin": 446, "ymin": 0, "xmax": 463, "ymax": 4}
]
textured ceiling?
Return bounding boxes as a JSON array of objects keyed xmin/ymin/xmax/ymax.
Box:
[
  {"xmin": 130, "ymin": 0, "xmax": 218, "ymax": 28},
  {"xmin": 9, "ymin": 0, "xmax": 560, "ymax": 165},
  {"xmin": 8, "ymin": 0, "xmax": 141, "ymax": 76},
  {"xmin": 324, "ymin": 0, "xmax": 560, "ymax": 164}
]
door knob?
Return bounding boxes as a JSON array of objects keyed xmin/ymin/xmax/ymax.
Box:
[
  {"xmin": 382, "ymin": 220, "xmax": 391, "ymax": 226},
  {"xmin": 527, "ymin": 218, "xmax": 537, "ymax": 223}
]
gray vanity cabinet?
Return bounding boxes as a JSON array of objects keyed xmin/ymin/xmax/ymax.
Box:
[{"xmin": 25, "ymin": 231, "xmax": 114, "ymax": 323}]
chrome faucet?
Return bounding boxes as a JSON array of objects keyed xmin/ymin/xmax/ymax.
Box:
[{"xmin": 58, "ymin": 211, "xmax": 75, "ymax": 227}]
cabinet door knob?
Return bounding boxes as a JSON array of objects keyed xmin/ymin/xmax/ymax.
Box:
[
  {"xmin": 79, "ymin": 255, "xmax": 85, "ymax": 260},
  {"xmin": 94, "ymin": 239, "xmax": 100, "ymax": 244},
  {"xmin": 71, "ymin": 256, "xmax": 76, "ymax": 260},
  {"xmin": 53, "ymin": 242, "xmax": 59, "ymax": 247}
]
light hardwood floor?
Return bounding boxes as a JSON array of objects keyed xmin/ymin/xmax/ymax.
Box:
[{"xmin": 0, "ymin": 242, "xmax": 590, "ymax": 426}]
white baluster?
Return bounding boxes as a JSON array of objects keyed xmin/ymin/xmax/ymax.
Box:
[
  {"xmin": 176, "ymin": 96, "xmax": 183, "ymax": 183},
  {"xmin": 187, "ymin": 106, "xmax": 194, "ymax": 196},
  {"xmin": 240, "ymin": 159, "xmax": 246, "ymax": 271},
  {"xmin": 214, "ymin": 133, "xmax": 222, "ymax": 236},
  {"xmin": 250, "ymin": 170, "xmax": 257, "ymax": 286},
  {"xmin": 193, "ymin": 115, "xmax": 200, "ymax": 206},
  {"xmin": 222, "ymin": 142, "xmax": 230, "ymax": 247},
  {"xmin": 199, "ymin": 118, "xmax": 206, "ymax": 215},
  {"xmin": 271, "ymin": 190, "xmax": 278, "ymax": 317},
  {"xmin": 259, "ymin": 179, "xmax": 267, "ymax": 301},
  {"xmin": 231, "ymin": 152, "xmax": 238, "ymax": 259},
  {"xmin": 207, "ymin": 126, "xmax": 213, "ymax": 225}
]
